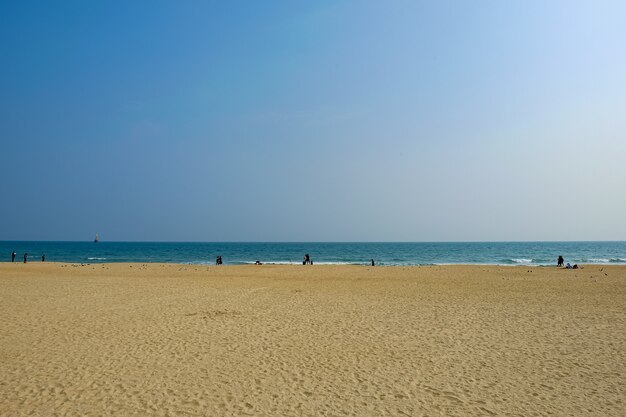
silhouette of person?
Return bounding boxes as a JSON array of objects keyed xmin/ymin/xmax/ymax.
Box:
[
  {"xmin": 12, "ymin": 251, "xmax": 16, "ymax": 262},
  {"xmin": 557, "ymin": 255, "xmax": 564, "ymax": 267},
  {"xmin": 371, "ymin": 259, "xmax": 375, "ymax": 266},
  {"xmin": 23, "ymin": 253, "xmax": 28, "ymax": 263},
  {"xmin": 42, "ymin": 254, "xmax": 45, "ymax": 262}
]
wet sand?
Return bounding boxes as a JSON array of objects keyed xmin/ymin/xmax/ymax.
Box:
[{"xmin": 1, "ymin": 263, "xmax": 624, "ymax": 416}]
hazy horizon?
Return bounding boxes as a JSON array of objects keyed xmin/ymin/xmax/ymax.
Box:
[
  {"xmin": 2, "ymin": 1, "xmax": 625, "ymax": 242},
  {"xmin": 2, "ymin": 239, "xmax": 625, "ymax": 244}
]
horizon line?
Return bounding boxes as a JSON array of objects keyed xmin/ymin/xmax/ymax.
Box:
[{"xmin": 1, "ymin": 239, "xmax": 625, "ymax": 244}]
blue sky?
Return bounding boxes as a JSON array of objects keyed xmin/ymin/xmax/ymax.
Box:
[{"xmin": 1, "ymin": 1, "xmax": 625, "ymax": 241}]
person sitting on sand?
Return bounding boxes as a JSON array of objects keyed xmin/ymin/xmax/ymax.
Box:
[
  {"xmin": 255, "ymin": 260, "xmax": 263, "ymax": 265},
  {"xmin": 566, "ymin": 263, "xmax": 572, "ymax": 269}
]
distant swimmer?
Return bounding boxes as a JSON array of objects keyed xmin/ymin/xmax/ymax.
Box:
[
  {"xmin": 11, "ymin": 251, "xmax": 16, "ymax": 262},
  {"xmin": 557, "ymin": 255, "xmax": 564, "ymax": 267},
  {"xmin": 23, "ymin": 253, "xmax": 28, "ymax": 263}
]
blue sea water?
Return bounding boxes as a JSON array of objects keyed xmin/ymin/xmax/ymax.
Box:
[{"xmin": 1, "ymin": 241, "xmax": 625, "ymax": 266}]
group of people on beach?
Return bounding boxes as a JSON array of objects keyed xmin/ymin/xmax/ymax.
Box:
[
  {"xmin": 8, "ymin": 250, "xmax": 586, "ymax": 269},
  {"xmin": 216, "ymin": 255, "xmax": 577, "ymax": 268},
  {"xmin": 557, "ymin": 255, "xmax": 578, "ymax": 269},
  {"xmin": 10, "ymin": 251, "xmax": 44, "ymax": 263}
]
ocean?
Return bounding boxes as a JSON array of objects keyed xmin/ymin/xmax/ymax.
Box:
[{"xmin": 1, "ymin": 241, "xmax": 625, "ymax": 266}]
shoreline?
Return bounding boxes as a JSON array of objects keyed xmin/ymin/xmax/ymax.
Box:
[{"xmin": 1, "ymin": 261, "xmax": 621, "ymax": 267}]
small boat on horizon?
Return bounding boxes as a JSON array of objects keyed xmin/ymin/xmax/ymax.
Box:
[{"xmin": 94, "ymin": 233, "xmax": 100, "ymax": 243}]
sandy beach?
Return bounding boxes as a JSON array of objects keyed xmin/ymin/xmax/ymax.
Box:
[{"xmin": 1, "ymin": 263, "xmax": 624, "ymax": 416}]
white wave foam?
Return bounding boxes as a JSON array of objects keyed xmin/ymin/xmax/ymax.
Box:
[
  {"xmin": 512, "ymin": 258, "xmax": 532, "ymax": 263},
  {"xmin": 588, "ymin": 258, "xmax": 610, "ymax": 263},
  {"xmin": 241, "ymin": 261, "xmax": 359, "ymax": 265},
  {"xmin": 87, "ymin": 257, "xmax": 107, "ymax": 260},
  {"xmin": 240, "ymin": 261, "xmax": 295, "ymax": 265}
]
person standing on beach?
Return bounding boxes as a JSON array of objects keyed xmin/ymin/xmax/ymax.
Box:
[
  {"xmin": 42, "ymin": 254, "xmax": 45, "ymax": 262},
  {"xmin": 557, "ymin": 255, "xmax": 564, "ymax": 267},
  {"xmin": 371, "ymin": 259, "xmax": 375, "ymax": 266},
  {"xmin": 23, "ymin": 253, "xmax": 28, "ymax": 263},
  {"xmin": 11, "ymin": 251, "xmax": 16, "ymax": 262}
]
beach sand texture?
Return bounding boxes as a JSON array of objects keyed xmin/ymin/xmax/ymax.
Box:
[{"xmin": 1, "ymin": 263, "xmax": 624, "ymax": 416}]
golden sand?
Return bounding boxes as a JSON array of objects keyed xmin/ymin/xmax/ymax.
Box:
[{"xmin": 1, "ymin": 263, "xmax": 624, "ymax": 416}]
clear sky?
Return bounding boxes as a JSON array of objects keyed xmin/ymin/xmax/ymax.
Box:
[{"xmin": 1, "ymin": 1, "xmax": 625, "ymax": 242}]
